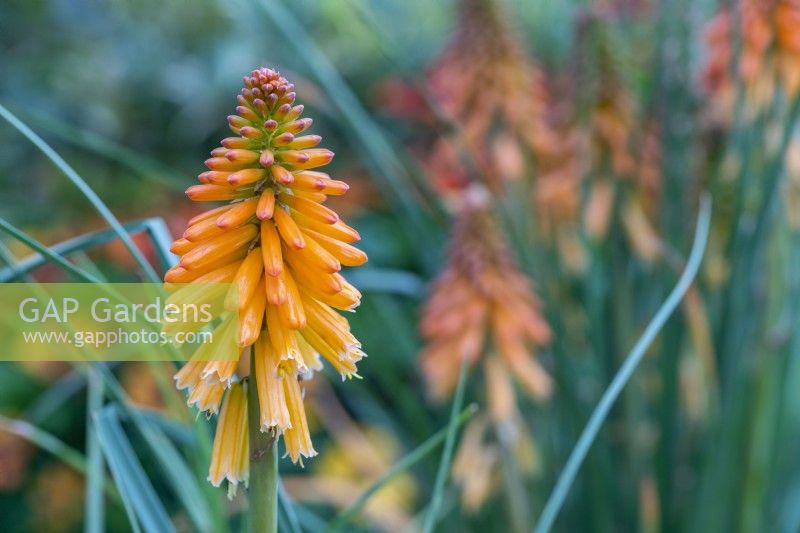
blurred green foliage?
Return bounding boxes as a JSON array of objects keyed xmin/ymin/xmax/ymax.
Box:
[{"xmin": 1, "ymin": 0, "xmax": 800, "ymax": 532}]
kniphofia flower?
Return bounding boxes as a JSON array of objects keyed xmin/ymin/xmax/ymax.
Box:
[
  {"xmin": 425, "ymin": 0, "xmax": 557, "ymax": 193},
  {"xmin": 539, "ymin": 13, "xmax": 662, "ymax": 261},
  {"xmin": 420, "ymin": 206, "xmax": 552, "ymax": 421},
  {"xmin": 703, "ymin": 0, "xmax": 800, "ymax": 119},
  {"xmin": 419, "ymin": 210, "xmax": 549, "ymax": 509},
  {"xmin": 167, "ymin": 67, "xmax": 368, "ymax": 492}
]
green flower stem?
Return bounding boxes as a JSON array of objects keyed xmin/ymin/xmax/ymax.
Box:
[
  {"xmin": 422, "ymin": 354, "xmax": 471, "ymax": 533},
  {"xmin": 248, "ymin": 351, "xmax": 279, "ymax": 533}
]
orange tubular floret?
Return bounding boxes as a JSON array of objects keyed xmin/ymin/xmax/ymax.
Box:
[
  {"xmin": 271, "ymin": 165, "xmax": 294, "ymax": 185},
  {"xmin": 180, "ymin": 225, "xmax": 257, "ymax": 269},
  {"xmin": 227, "ymin": 168, "xmax": 267, "ymax": 186},
  {"xmin": 287, "ymin": 135, "xmax": 322, "ymax": 150},
  {"xmin": 186, "ymin": 184, "xmax": 250, "ymax": 202},
  {"xmin": 170, "ymin": 238, "xmax": 199, "ymax": 255},
  {"xmin": 227, "ymin": 247, "xmax": 264, "ymax": 312},
  {"xmin": 278, "ymin": 270, "xmax": 306, "ymax": 330},
  {"xmin": 303, "ymin": 228, "xmax": 368, "ymax": 266},
  {"xmin": 184, "ymin": 217, "xmax": 225, "ymax": 242},
  {"xmin": 265, "ymin": 270, "xmax": 288, "ymax": 305},
  {"xmin": 239, "ymin": 276, "xmax": 266, "ymax": 347},
  {"xmin": 188, "ymin": 204, "xmax": 233, "ymax": 226},
  {"xmin": 260, "ymin": 221, "xmax": 283, "ymax": 276},
  {"xmin": 279, "ymin": 194, "xmax": 338, "ymax": 224},
  {"xmin": 273, "ymin": 207, "xmax": 305, "ymax": 249},
  {"xmin": 288, "ymin": 171, "xmax": 327, "ymax": 192},
  {"xmin": 291, "ymin": 210, "xmax": 360, "ymax": 243},
  {"xmin": 198, "ymin": 171, "xmax": 233, "ymax": 185},
  {"xmin": 256, "ymin": 189, "xmax": 276, "ymax": 220},
  {"xmin": 216, "ymin": 198, "xmax": 258, "ymax": 229},
  {"xmin": 295, "ymin": 236, "xmax": 341, "ymax": 274}
]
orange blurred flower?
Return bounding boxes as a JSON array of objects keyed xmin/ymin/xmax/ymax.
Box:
[
  {"xmin": 425, "ymin": 0, "xmax": 557, "ymax": 194},
  {"xmin": 420, "ymin": 206, "xmax": 552, "ymax": 421},
  {"xmin": 703, "ymin": 0, "xmax": 800, "ymax": 119}
]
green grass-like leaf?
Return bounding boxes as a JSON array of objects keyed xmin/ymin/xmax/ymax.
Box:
[{"xmin": 94, "ymin": 405, "xmax": 174, "ymax": 533}]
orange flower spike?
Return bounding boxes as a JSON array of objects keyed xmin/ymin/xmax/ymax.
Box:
[
  {"xmin": 420, "ymin": 207, "xmax": 551, "ymax": 411},
  {"xmin": 171, "ymin": 68, "xmax": 368, "ymax": 482}
]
